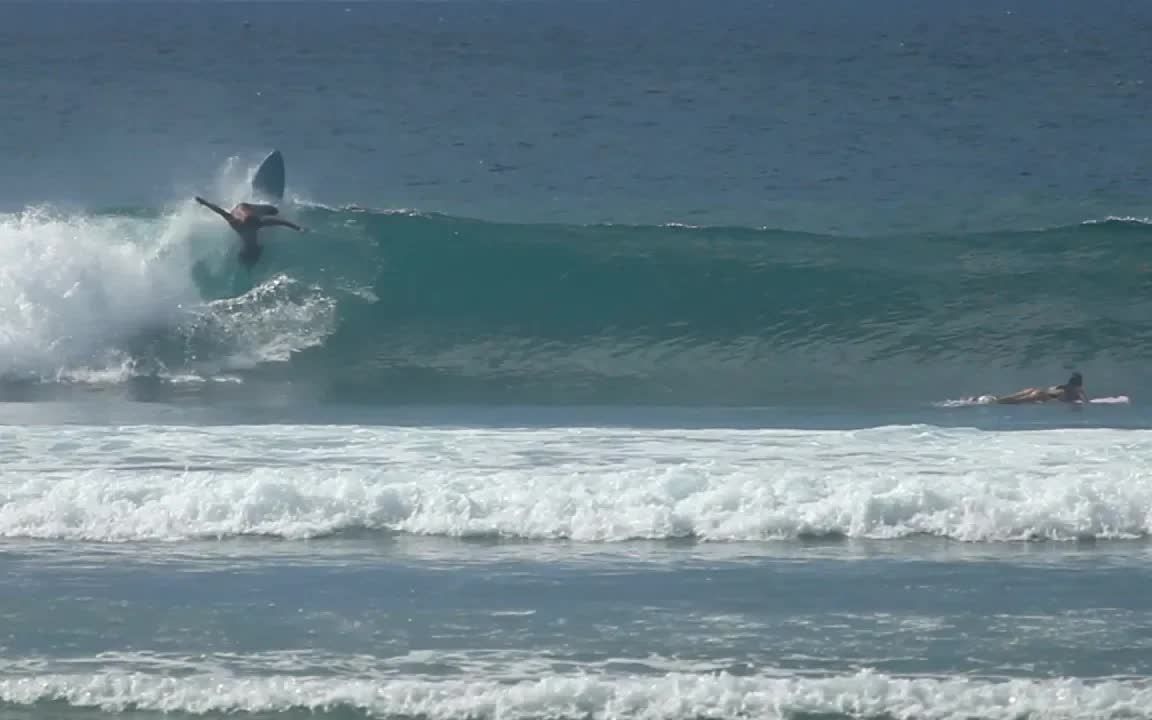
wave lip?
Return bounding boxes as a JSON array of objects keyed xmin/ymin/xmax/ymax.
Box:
[{"xmin": 2, "ymin": 424, "xmax": 1151, "ymax": 544}]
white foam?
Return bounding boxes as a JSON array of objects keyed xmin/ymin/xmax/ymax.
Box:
[
  {"xmin": 937, "ymin": 395, "xmax": 998, "ymax": 407},
  {"xmin": 0, "ymin": 668, "xmax": 1149, "ymax": 718},
  {"xmin": 0, "ymin": 649, "xmax": 742, "ymax": 682},
  {"xmin": 0, "ymin": 206, "xmax": 198, "ymax": 379},
  {"xmin": 187, "ymin": 274, "xmax": 337, "ymax": 370},
  {"xmin": 1082, "ymin": 215, "xmax": 1152, "ymax": 226},
  {"xmin": 0, "ymin": 202, "xmax": 336, "ymax": 382},
  {"xmin": 2, "ymin": 424, "xmax": 1152, "ymax": 543}
]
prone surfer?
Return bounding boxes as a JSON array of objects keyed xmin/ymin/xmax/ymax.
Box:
[
  {"xmin": 194, "ymin": 196, "xmax": 303, "ymax": 268},
  {"xmin": 980, "ymin": 372, "xmax": 1087, "ymax": 405}
]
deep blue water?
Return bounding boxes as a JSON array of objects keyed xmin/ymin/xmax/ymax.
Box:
[{"xmin": 5, "ymin": 0, "xmax": 1152, "ymax": 232}]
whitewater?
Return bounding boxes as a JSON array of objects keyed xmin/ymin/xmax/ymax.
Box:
[{"xmin": 3, "ymin": 423, "xmax": 1152, "ymax": 543}]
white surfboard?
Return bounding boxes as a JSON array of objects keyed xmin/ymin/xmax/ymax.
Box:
[{"xmin": 937, "ymin": 395, "xmax": 1130, "ymax": 407}]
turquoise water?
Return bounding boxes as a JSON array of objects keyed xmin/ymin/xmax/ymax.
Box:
[
  {"xmin": 4, "ymin": 1, "xmax": 1152, "ymax": 718},
  {"xmin": 5, "ymin": 209, "xmax": 1152, "ymax": 407}
]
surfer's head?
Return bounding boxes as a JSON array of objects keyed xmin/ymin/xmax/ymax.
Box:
[{"xmin": 1055, "ymin": 371, "xmax": 1085, "ymax": 403}]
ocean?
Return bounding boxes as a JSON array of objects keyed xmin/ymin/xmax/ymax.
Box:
[{"xmin": 3, "ymin": 1, "xmax": 1152, "ymax": 718}]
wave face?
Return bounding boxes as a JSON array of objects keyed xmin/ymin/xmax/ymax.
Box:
[{"xmin": 2, "ymin": 203, "xmax": 1150, "ymax": 405}]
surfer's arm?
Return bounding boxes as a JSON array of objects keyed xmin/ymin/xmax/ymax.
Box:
[
  {"xmin": 259, "ymin": 217, "xmax": 303, "ymax": 231},
  {"xmin": 195, "ymin": 197, "xmax": 232, "ymax": 221}
]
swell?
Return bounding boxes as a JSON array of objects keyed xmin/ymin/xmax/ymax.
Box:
[
  {"xmin": 283, "ymin": 210, "xmax": 1152, "ymax": 404},
  {"xmin": 5, "ymin": 204, "xmax": 1152, "ymax": 405}
]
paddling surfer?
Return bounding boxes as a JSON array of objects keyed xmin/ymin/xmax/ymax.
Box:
[{"xmin": 981, "ymin": 372, "xmax": 1087, "ymax": 405}]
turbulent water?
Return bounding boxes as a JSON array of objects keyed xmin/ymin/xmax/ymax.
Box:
[
  {"xmin": 4, "ymin": 197, "xmax": 1151, "ymax": 406},
  {"xmin": 3, "ymin": 422, "xmax": 1152, "ymax": 543}
]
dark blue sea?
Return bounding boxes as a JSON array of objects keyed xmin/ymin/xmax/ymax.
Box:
[{"xmin": 3, "ymin": 1, "xmax": 1152, "ymax": 718}]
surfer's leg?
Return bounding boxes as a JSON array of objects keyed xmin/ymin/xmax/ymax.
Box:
[
  {"xmin": 239, "ymin": 242, "xmax": 262, "ymax": 268},
  {"xmin": 994, "ymin": 388, "xmax": 1044, "ymax": 404}
]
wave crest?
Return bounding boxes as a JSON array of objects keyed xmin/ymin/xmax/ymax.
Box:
[{"xmin": 4, "ymin": 204, "xmax": 1151, "ymax": 404}]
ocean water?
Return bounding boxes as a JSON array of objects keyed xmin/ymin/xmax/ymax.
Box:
[{"xmin": 4, "ymin": 1, "xmax": 1152, "ymax": 718}]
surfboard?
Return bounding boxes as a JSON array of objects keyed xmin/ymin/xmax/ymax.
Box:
[
  {"xmin": 250, "ymin": 150, "xmax": 285, "ymax": 202},
  {"xmin": 937, "ymin": 395, "xmax": 1130, "ymax": 408}
]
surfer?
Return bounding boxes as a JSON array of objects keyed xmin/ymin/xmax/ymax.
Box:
[
  {"xmin": 982, "ymin": 372, "xmax": 1087, "ymax": 405},
  {"xmin": 194, "ymin": 196, "xmax": 303, "ymax": 268}
]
